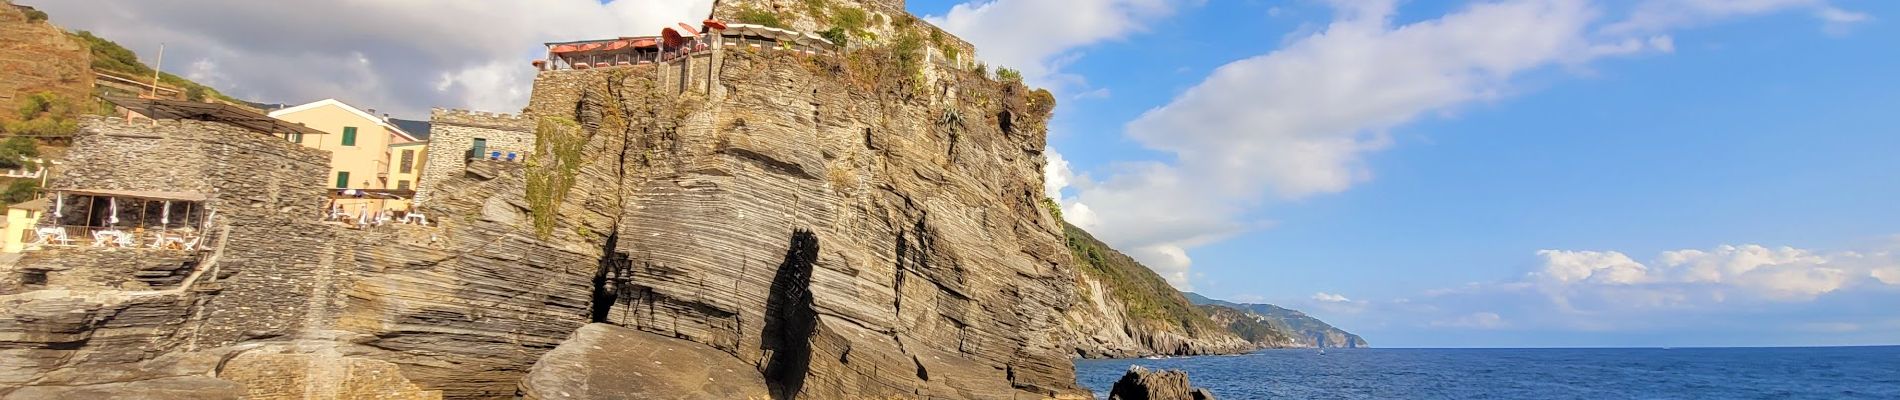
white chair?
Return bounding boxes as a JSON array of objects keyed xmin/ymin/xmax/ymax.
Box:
[{"xmin": 30, "ymin": 227, "xmax": 68, "ymax": 248}]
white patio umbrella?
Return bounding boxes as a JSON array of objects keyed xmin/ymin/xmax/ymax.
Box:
[
  {"xmin": 53, "ymin": 193, "xmax": 62, "ymax": 218},
  {"xmin": 108, "ymin": 197, "xmax": 120, "ymax": 225}
]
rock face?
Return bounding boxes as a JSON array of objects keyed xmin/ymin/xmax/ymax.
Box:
[
  {"xmin": 1107, "ymin": 366, "xmax": 1215, "ymax": 400},
  {"xmin": 515, "ymin": 41, "xmax": 1079, "ymax": 398},
  {"xmin": 2, "ymin": 10, "xmax": 1092, "ymax": 400},
  {"xmin": 0, "ymin": 0, "xmax": 93, "ymax": 115},
  {"xmin": 518, "ymin": 323, "xmax": 770, "ymax": 400},
  {"xmin": 1061, "ymin": 224, "xmax": 1253, "ymax": 358}
]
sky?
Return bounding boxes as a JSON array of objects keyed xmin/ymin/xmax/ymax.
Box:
[{"xmin": 26, "ymin": 0, "xmax": 1899, "ymax": 348}]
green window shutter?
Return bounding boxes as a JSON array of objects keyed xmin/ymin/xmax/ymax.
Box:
[
  {"xmin": 336, "ymin": 171, "xmax": 351, "ymax": 188},
  {"xmin": 342, "ymin": 127, "xmax": 358, "ymax": 146}
]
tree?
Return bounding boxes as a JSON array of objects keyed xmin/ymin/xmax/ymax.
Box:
[
  {"xmin": 1, "ymin": 179, "xmax": 38, "ymax": 205},
  {"xmin": 5, "ymin": 92, "xmax": 77, "ymax": 138},
  {"xmin": 0, "ymin": 137, "xmax": 41, "ymax": 169}
]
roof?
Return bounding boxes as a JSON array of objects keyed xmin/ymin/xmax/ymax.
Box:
[
  {"xmin": 8, "ymin": 198, "xmax": 48, "ymax": 211},
  {"xmin": 53, "ymin": 189, "xmax": 209, "ymax": 202},
  {"xmin": 102, "ymin": 96, "xmax": 329, "ymax": 139},
  {"xmin": 267, "ymin": 99, "xmax": 421, "ymax": 141},
  {"xmin": 721, "ymin": 24, "xmax": 837, "ymax": 48},
  {"xmin": 388, "ymin": 118, "xmax": 432, "ymax": 140}
]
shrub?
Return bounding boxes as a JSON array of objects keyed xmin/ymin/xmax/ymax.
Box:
[
  {"xmin": 831, "ymin": 6, "xmax": 868, "ymax": 32},
  {"xmin": 1, "ymin": 179, "xmax": 38, "ymax": 204},
  {"xmin": 0, "ymin": 137, "xmax": 41, "ymax": 169},
  {"xmin": 5, "ymin": 92, "xmax": 77, "ymax": 138},
  {"xmin": 995, "ymin": 67, "xmax": 1023, "ymax": 84},
  {"xmin": 24, "ymin": 9, "xmax": 48, "ymax": 22},
  {"xmin": 734, "ymin": 6, "xmax": 788, "ymax": 29},
  {"xmin": 819, "ymin": 27, "xmax": 850, "ymax": 48}
]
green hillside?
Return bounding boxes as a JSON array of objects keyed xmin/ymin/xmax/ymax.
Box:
[
  {"xmin": 1063, "ymin": 223, "xmax": 1228, "ymax": 337},
  {"xmin": 1185, "ymin": 292, "xmax": 1369, "ymax": 348}
]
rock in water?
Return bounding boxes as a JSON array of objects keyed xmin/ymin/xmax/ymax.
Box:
[
  {"xmin": 1108, "ymin": 366, "xmax": 1215, "ymax": 400},
  {"xmin": 518, "ymin": 323, "xmax": 770, "ymax": 400}
]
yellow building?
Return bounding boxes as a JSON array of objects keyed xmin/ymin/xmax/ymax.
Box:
[
  {"xmin": 3, "ymin": 198, "xmax": 47, "ymax": 253},
  {"xmin": 268, "ymin": 99, "xmax": 421, "ymax": 213},
  {"xmin": 385, "ymin": 141, "xmax": 428, "ymax": 211}
]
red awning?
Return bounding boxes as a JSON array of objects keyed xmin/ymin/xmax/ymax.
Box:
[{"xmin": 661, "ymin": 28, "xmax": 683, "ymax": 47}]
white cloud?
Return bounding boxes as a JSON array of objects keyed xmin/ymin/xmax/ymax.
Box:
[
  {"xmin": 927, "ymin": 0, "xmax": 1183, "ymax": 90},
  {"xmin": 1608, "ymin": 0, "xmax": 1868, "ymax": 35},
  {"xmin": 1062, "ymin": 0, "xmax": 1686, "ymax": 289},
  {"xmin": 1536, "ymin": 250, "xmax": 1649, "ymax": 284},
  {"xmin": 1049, "ymin": 0, "xmax": 1860, "ymax": 289},
  {"xmin": 24, "ymin": 0, "xmax": 716, "ymax": 117},
  {"xmin": 1432, "ymin": 312, "xmax": 1508, "ymax": 329},
  {"xmin": 1533, "ymin": 242, "xmax": 1900, "ymax": 303},
  {"xmin": 1312, "ymin": 292, "xmax": 1352, "ymax": 303},
  {"xmin": 1815, "ymin": 6, "xmax": 1873, "ymax": 36},
  {"xmin": 1044, "ymin": 149, "xmax": 1074, "ymax": 199}
]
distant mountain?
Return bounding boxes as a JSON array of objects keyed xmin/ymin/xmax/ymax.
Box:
[{"xmin": 1184, "ymin": 292, "xmax": 1369, "ymax": 348}]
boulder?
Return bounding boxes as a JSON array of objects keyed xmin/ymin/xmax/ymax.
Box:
[
  {"xmin": 518, "ymin": 323, "xmax": 770, "ymax": 400},
  {"xmin": 1107, "ymin": 366, "xmax": 1215, "ymax": 400}
]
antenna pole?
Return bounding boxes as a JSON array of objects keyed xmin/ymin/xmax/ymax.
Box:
[{"xmin": 151, "ymin": 43, "xmax": 165, "ymax": 98}]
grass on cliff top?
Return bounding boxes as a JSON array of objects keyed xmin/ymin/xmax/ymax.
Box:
[
  {"xmin": 69, "ymin": 31, "xmax": 242, "ymax": 104},
  {"xmin": 1064, "ymin": 222, "xmax": 1228, "ymax": 336}
]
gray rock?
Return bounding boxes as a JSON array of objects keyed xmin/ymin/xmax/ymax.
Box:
[
  {"xmin": 1108, "ymin": 366, "xmax": 1215, "ymax": 400},
  {"xmin": 519, "ymin": 323, "xmax": 769, "ymax": 400}
]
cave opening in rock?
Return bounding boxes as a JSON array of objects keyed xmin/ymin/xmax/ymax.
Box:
[
  {"xmin": 590, "ymin": 232, "xmax": 633, "ymax": 323},
  {"xmin": 763, "ymin": 229, "xmax": 820, "ymax": 399}
]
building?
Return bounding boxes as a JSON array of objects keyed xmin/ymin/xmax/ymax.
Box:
[
  {"xmin": 2, "ymin": 198, "xmax": 45, "ymax": 253},
  {"xmin": 416, "ymin": 108, "xmax": 533, "ymax": 203},
  {"xmin": 384, "ymin": 141, "xmax": 427, "ymax": 210},
  {"xmin": 267, "ymin": 99, "xmax": 422, "ymax": 212}
]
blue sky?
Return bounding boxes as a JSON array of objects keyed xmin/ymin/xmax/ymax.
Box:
[
  {"xmin": 916, "ymin": 0, "xmax": 1900, "ymax": 348},
  {"xmin": 37, "ymin": 0, "xmax": 1897, "ymax": 348}
]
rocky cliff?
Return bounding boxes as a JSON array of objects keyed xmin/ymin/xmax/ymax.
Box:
[
  {"xmin": 1185, "ymin": 293, "xmax": 1368, "ymax": 348},
  {"xmin": 1, "ymin": 17, "xmax": 1092, "ymax": 400},
  {"xmin": 1060, "ymin": 224, "xmax": 1253, "ymax": 358},
  {"xmin": 0, "ymin": 0, "xmax": 93, "ymax": 116}
]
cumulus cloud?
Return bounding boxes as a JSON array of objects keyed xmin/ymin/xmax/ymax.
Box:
[
  {"xmin": 1048, "ymin": 0, "xmax": 1863, "ymax": 289},
  {"xmin": 927, "ymin": 0, "xmax": 1182, "ymax": 90},
  {"xmin": 23, "ymin": 0, "xmax": 716, "ymax": 117},
  {"xmin": 1060, "ymin": 0, "xmax": 1677, "ymax": 288},
  {"xmin": 1532, "ymin": 243, "xmax": 1897, "ymax": 301}
]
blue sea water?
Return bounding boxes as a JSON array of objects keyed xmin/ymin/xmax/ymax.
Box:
[{"xmin": 1074, "ymin": 347, "xmax": 1900, "ymax": 399}]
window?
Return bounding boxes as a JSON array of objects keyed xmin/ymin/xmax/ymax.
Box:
[
  {"xmin": 397, "ymin": 180, "xmax": 410, "ymax": 190},
  {"xmin": 290, "ymin": 133, "xmax": 303, "ymax": 144},
  {"xmin": 399, "ymin": 149, "xmax": 415, "ymax": 173},
  {"xmin": 335, "ymin": 171, "xmax": 351, "ymax": 188},
  {"xmin": 341, "ymin": 126, "xmax": 358, "ymax": 146}
]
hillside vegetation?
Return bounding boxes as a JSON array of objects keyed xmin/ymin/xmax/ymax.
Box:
[
  {"xmin": 1064, "ymin": 222, "xmax": 1229, "ymax": 338},
  {"xmin": 1187, "ymin": 292, "xmax": 1370, "ymax": 348},
  {"xmin": 70, "ymin": 31, "xmax": 239, "ymax": 103}
]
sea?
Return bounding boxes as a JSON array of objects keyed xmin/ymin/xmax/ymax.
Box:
[{"xmin": 1074, "ymin": 346, "xmax": 1900, "ymax": 399}]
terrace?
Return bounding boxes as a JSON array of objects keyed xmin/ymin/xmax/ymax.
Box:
[
  {"xmin": 29, "ymin": 189, "xmax": 210, "ymax": 251},
  {"xmin": 535, "ymin": 22, "xmax": 836, "ymax": 71}
]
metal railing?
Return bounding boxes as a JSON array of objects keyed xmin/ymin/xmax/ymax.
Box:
[{"xmin": 27, "ymin": 225, "xmax": 204, "ymax": 251}]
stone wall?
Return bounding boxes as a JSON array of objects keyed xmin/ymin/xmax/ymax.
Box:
[{"xmin": 415, "ymin": 109, "xmax": 535, "ymax": 203}]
